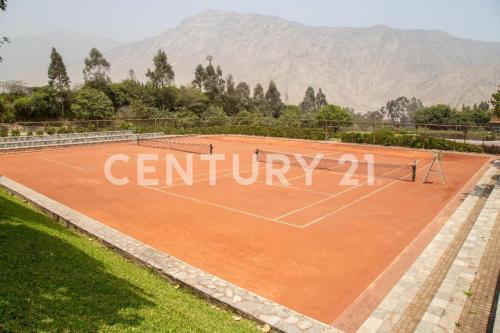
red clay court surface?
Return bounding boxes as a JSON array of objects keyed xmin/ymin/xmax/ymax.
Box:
[{"xmin": 0, "ymin": 135, "xmax": 492, "ymax": 330}]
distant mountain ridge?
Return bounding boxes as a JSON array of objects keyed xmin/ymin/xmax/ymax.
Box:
[
  {"xmin": 2, "ymin": 10, "xmax": 500, "ymax": 112},
  {"xmin": 0, "ymin": 31, "xmax": 123, "ymax": 86}
]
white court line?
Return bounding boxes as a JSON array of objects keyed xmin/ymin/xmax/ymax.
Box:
[
  {"xmin": 35, "ymin": 156, "xmax": 87, "ymax": 171},
  {"xmin": 155, "ymin": 162, "xmax": 262, "ymax": 189},
  {"xmin": 83, "ymin": 158, "xmax": 141, "ymax": 171},
  {"xmin": 160, "ymin": 164, "xmax": 332, "ymax": 196},
  {"xmin": 156, "ymin": 160, "xmax": 333, "ymax": 196},
  {"xmin": 254, "ymin": 178, "xmax": 332, "ymax": 196},
  {"xmin": 300, "ymin": 163, "xmax": 431, "ymax": 227},
  {"xmin": 274, "ymin": 161, "xmax": 420, "ymax": 220},
  {"xmin": 142, "ymin": 185, "xmax": 302, "ymax": 228},
  {"xmin": 141, "ymin": 162, "xmax": 426, "ymax": 230}
]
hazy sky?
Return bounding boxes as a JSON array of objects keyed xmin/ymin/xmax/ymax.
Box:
[{"xmin": 2, "ymin": 0, "xmax": 500, "ymax": 43}]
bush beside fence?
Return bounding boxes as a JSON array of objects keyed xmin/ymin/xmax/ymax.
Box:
[
  {"xmin": 339, "ymin": 131, "xmax": 500, "ymax": 154},
  {"xmin": 1, "ymin": 118, "xmax": 499, "ymax": 154},
  {"xmin": 154, "ymin": 125, "xmax": 331, "ymax": 141}
]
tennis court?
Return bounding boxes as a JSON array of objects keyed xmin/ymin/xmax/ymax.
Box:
[{"xmin": 0, "ymin": 134, "xmax": 492, "ymax": 328}]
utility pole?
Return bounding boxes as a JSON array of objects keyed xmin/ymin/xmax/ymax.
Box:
[{"xmin": 206, "ymin": 55, "xmax": 214, "ymax": 66}]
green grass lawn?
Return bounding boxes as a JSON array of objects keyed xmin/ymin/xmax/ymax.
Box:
[{"xmin": 0, "ymin": 189, "xmax": 260, "ymax": 333}]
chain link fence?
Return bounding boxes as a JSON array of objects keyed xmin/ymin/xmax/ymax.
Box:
[{"xmin": 1, "ymin": 118, "xmax": 499, "ymax": 147}]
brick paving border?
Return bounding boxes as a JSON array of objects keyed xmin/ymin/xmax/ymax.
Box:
[
  {"xmin": 456, "ymin": 211, "xmax": 500, "ymax": 332},
  {"xmin": 392, "ymin": 181, "xmax": 494, "ymax": 332},
  {"xmin": 0, "ymin": 176, "xmax": 342, "ymax": 333},
  {"xmin": 418, "ymin": 178, "xmax": 499, "ymax": 332}
]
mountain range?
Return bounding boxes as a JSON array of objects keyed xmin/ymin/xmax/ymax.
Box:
[{"xmin": 1, "ymin": 10, "xmax": 499, "ymax": 112}]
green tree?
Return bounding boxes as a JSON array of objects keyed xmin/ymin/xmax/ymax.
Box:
[
  {"xmin": 364, "ymin": 110, "xmax": 385, "ymax": 122},
  {"xmin": 144, "ymin": 84, "xmax": 177, "ymax": 111},
  {"xmin": 383, "ymin": 96, "xmax": 410, "ymax": 123},
  {"xmin": 109, "ymin": 80, "xmax": 146, "ymax": 108},
  {"xmin": 146, "ymin": 49, "xmax": 175, "ymax": 88},
  {"xmin": 253, "ymin": 83, "xmax": 264, "ymax": 101},
  {"xmin": 316, "ymin": 104, "xmax": 353, "ymax": 130},
  {"xmin": 207, "ymin": 65, "xmax": 225, "ymax": 103},
  {"xmin": 280, "ymin": 105, "xmax": 302, "ymax": 127},
  {"xmin": 83, "ymin": 48, "xmax": 111, "ymax": 90},
  {"xmin": 265, "ymin": 80, "xmax": 283, "ymax": 118},
  {"xmin": 173, "ymin": 108, "xmax": 199, "ymax": 128},
  {"xmin": 12, "ymin": 87, "xmax": 60, "ymax": 120},
  {"xmin": 414, "ymin": 104, "xmax": 459, "ymax": 125},
  {"xmin": 192, "ymin": 64, "xmax": 206, "ymax": 90},
  {"xmin": 403, "ymin": 97, "xmax": 424, "ymax": 123},
  {"xmin": 0, "ymin": 94, "xmax": 16, "ymax": 122},
  {"xmin": 235, "ymin": 82, "xmax": 251, "ymax": 111},
  {"xmin": 30, "ymin": 86, "xmax": 60, "ymax": 119},
  {"xmin": 71, "ymin": 88, "xmax": 114, "ymax": 120},
  {"xmin": 13, "ymin": 96, "xmax": 33, "ymax": 120},
  {"xmin": 0, "ymin": 97, "xmax": 4, "ymax": 120},
  {"xmin": 192, "ymin": 63, "xmax": 225, "ymax": 104},
  {"xmin": 460, "ymin": 103, "xmax": 491, "ymax": 126},
  {"xmin": 299, "ymin": 87, "xmax": 316, "ymax": 113},
  {"xmin": 222, "ymin": 74, "xmax": 239, "ymax": 115},
  {"xmin": 48, "ymin": 47, "xmax": 70, "ymax": 116},
  {"xmin": 201, "ymin": 105, "xmax": 228, "ymax": 125},
  {"xmin": 235, "ymin": 110, "xmax": 259, "ymax": 125},
  {"xmin": 491, "ymin": 85, "xmax": 500, "ymax": 117},
  {"xmin": 316, "ymin": 88, "xmax": 327, "ymax": 109},
  {"xmin": 177, "ymin": 86, "xmax": 208, "ymax": 116}
]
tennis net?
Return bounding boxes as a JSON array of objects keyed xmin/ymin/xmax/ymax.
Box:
[
  {"xmin": 255, "ymin": 149, "xmax": 417, "ymax": 182},
  {"xmin": 137, "ymin": 136, "xmax": 213, "ymax": 154}
]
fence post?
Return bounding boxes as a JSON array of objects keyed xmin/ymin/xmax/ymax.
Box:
[
  {"xmin": 372, "ymin": 123, "xmax": 376, "ymax": 144},
  {"xmin": 397, "ymin": 123, "xmax": 400, "ymax": 147},
  {"xmin": 422, "ymin": 124, "xmax": 427, "ymax": 149}
]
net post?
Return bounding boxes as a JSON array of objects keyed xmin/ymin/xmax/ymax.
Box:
[
  {"xmin": 411, "ymin": 160, "xmax": 417, "ymax": 182},
  {"xmin": 255, "ymin": 148, "xmax": 260, "ymax": 161},
  {"xmin": 209, "ymin": 144, "xmax": 213, "ymax": 155}
]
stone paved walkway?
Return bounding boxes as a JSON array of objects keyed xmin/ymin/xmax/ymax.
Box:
[
  {"xmin": 358, "ymin": 161, "xmax": 499, "ymax": 333},
  {"xmin": 391, "ymin": 182, "xmax": 494, "ymax": 332}
]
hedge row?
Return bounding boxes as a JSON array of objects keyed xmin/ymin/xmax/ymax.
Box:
[
  {"xmin": 151, "ymin": 125, "xmax": 500, "ymax": 155},
  {"xmin": 154, "ymin": 125, "xmax": 331, "ymax": 141},
  {"xmin": 339, "ymin": 131, "xmax": 500, "ymax": 154}
]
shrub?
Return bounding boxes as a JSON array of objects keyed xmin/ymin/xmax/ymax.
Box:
[
  {"xmin": 279, "ymin": 105, "xmax": 302, "ymax": 127},
  {"xmin": 339, "ymin": 131, "xmax": 486, "ymax": 153},
  {"xmin": 201, "ymin": 106, "xmax": 228, "ymax": 126},
  {"xmin": 87, "ymin": 123, "xmax": 97, "ymax": 132},
  {"xmin": 316, "ymin": 104, "xmax": 353, "ymax": 130},
  {"xmin": 162, "ymin": 125, "xmax": 329, "ymax": 141},
  {"xmin": 27, "ymin": 131, "xmax": 33, "ymax": 136},
  {"xmin": 234, "ymin": 111, "xmax": 259, "ymax": 125},
  {"xmin": 10, "ymin": 129, "xmax": 20, "ymax": 136},
  {"xmin": 173, "ymin": 109, "xmax": 200, "ymax": 128},
  {"xmin": 118, "ymin": 122, "xmax": 134, "ymax": 130},
  {"xmin": 13, "ymin": 96, "xmax": 34, "ymax": 120},
  {"xmin": 36, "ymin": 130, "xmax": 44, "ymax": 136},
  {"xmin": 0, "ymin": 126, "xmax": 8, "ymax": 137},
  {"xmin": 71, "ymin": 88, "xmax": 115, "ymax": 120},
  {"xmin": 46, "ymin": 127, "xmax": 56, "ymax": 135}
]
